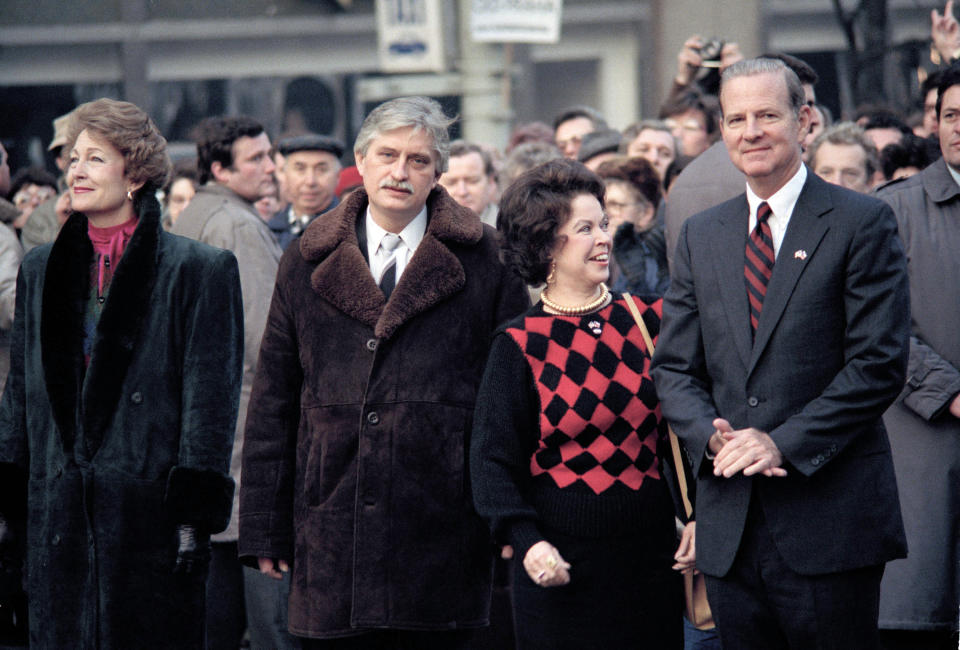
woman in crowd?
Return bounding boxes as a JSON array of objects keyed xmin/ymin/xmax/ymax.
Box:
[
  {"xmin": 161, "ymin": 158, "xmax": 199, "ymax": 229},
  {"xmin": 0, "ymin": 98, "xmax": 243, "ymax": 648},
  {"xmin": 597, "ymin": 156, "xmax": 670, "ymax": 298},
  {"xmin": 8, "ymin": 166, "xmax": 58, "ymax": 231},
  {"xmin": 471, "ymin": 159, "xmax": 682, "ymax": 649}
]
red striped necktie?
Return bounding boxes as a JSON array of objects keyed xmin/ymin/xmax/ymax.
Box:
[{"xmin": 745, "ymin": 201, "xmax": 775, "ymax": 335}]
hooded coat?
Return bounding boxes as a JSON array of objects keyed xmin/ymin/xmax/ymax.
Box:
[
  {"xmin": 0, "ymin": 194, "xmax": 243, "ymax": 648},
  {"xmin": 238, "ymin": 186, "xmax": 529, "ymax": 639}
]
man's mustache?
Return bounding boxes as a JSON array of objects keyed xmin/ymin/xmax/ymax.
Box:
[{"xmin": 380, "ymin": 179, "xmax": 414, "ymax": 192}]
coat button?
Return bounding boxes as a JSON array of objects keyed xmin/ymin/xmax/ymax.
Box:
[
  {"xmin": 811, "ymin": 457, "xmax": 820, "ymax": 466},
  {"xmin": 367, "ymin": 411, "xmax": 380, "ymax": 425},
  {"xmin": 366, "ymin": 339, "xmax": 378, "ymax": 352},
  {"xmin": 130, "ymin": 391, "xmax": 143, "ymax": 404},
  {"xmin": 55, "ymin": 466, "xmax": 63, "ymax": 477},
  {"xmin": 747, "ymin": 396, "xmax": 759, "ymax": 407},
  {"xmin": 52, "ymin": 534, "xmax": 61, "ymax": 545}
]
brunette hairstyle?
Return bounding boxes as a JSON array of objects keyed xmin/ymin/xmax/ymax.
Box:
[
  {"xmin": 68, "ymin": 98, "xmax": 171, "ymax": 196},
  {"xmin": 195, "ymin": 115, "xmax": 266, "ymax": 184},
  {"xmin": 595, "ymin": 156, "xmax": 662, "ymax": 207},
  {"xmin": 497, "ymin": 158, "xmax": 605, "ymax": 284}
]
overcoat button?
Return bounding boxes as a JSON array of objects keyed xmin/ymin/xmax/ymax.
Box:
[
  {"xmin": 367, "ymin": 411, "xmax": 380, "ymax": 425},
  {"xmin": 52, "ymin": 534, "xmax": 61, "ymax": 545},
  {"xmin": 366, "ymin": 339, "xmax": 378, "ymax": 351},
  {"xmin": 55, "ymin": 466, "xmax": 63, "ymax": 477},
  {"xmin": 131, "ymin": 392, "xmax": 143, "ymax": 404},
  {"xmin": 747, "ymin": 396, "xmax": 759, "ymax": 407},
  {"xmin": 811, "ymin": 458, "xmax": 820, "ymax": 466}
]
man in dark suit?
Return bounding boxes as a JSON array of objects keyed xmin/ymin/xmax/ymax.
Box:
[{"xmin": 651, "ymin": 58, "xmax": 910, "ymax": 649}]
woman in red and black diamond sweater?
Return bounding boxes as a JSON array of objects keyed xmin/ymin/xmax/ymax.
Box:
[{"xmin": 471, "ymin": 159, "xmax": 682, "ymax": 649}]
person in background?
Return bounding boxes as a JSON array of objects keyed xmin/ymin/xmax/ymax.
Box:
[
  {"xmin": 859, "ymin": 110, "xmax": 912, "ymax": 154},
  {"xmin": 596, "ymin": 156, "xmax": 669, "ymax": 298},
  {"xmin": 621, "ymin": 120, "xmax": 678, "ymax": 183},
  {"xmin": 267, "ymin": 134, "xmax": 344, "ymax": 250},
  {"xmin": 439, "ymin": 139, "xmax": 500, "ymax": 226},
  {"xmin": 500, "ymin": 142, "xmax": 563, "ymax": 195},
  {"xmin": 8, "ymin": 167, "xmax": 58, "ymax": 232},
  {"xmin": 875, "ymin": 62, "xmax": 960, "ymax": 650},
  {"xmin": 161, "ymin": 158, "xmax": 199, "ymax": 230},
  {"xmin": 808, "ymin": 122, "xmax": 879, "ymax": 193},
  {"xmin": 21, "ymin": 110, "xmax": 75, "ymax": 252},
  {"xmin": 553, "ymin": 106, "xmax": 607, "ymax": 160},
  {"xmin": 880, "ymin": 133, "xmax": 940, "ymax": 181},
  {"xmin": 472, "ymin": 158, "xmax": 682, "ymax": 650},
  {"xmin": 0, "ymin": 97, "xmax": 242, "ymax": 648},
  {"xmin": 576, "ymin": 128, "xmax": 623, "ymax": 173}
]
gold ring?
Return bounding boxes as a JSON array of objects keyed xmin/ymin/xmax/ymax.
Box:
[{"xmin": 546, "ymin": 556, "xmax": 558, "ymax": 569}]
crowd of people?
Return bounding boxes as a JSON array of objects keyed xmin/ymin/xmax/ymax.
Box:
[{"xmin": 0, "ymin": 7, "xmax": 958, "ymax": 650}]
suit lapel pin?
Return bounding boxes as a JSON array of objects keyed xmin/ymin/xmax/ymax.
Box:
[{"xmin": 794, "ymin": 249, "xmax": 807, "ymax": 260}]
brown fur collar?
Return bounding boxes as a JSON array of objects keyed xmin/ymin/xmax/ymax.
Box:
[
  {"xmin": 41, "ymin": 194, "xmax": 161, "ymax": 456},
  {"xmin": 298, "ymin": 185, "xmax": 483, "ymax": 340}
]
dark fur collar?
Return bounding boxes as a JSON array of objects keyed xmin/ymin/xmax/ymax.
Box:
[
  {"xmin": 41, "ymin": 193, "xmax": 162, "ymax": 456},
  {"xmin": 299, "ymin": 185, "xmax": 482, "ymax": 340}
]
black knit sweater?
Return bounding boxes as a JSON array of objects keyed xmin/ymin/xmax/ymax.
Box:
[{"xmin": 470, "ymin": 294, "xmax": 671, "ymax": 562}]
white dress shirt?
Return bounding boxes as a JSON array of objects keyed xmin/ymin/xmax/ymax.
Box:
[
  {"xmin": 745, "ymin": 164, "xmax": 807, "ymax": 259},
  {"xmin": 365, "ymin": 206, "xmax": 428, "ymax": 285}
]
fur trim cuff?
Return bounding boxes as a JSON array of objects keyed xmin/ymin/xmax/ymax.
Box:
[{"xmin": 164, "ymin": 466, "xmax": 235, "ymax": 534}]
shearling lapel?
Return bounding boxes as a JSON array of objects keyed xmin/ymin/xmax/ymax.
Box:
[
  {"xmin": 79, "ymin": 195, "xmax": 161, "ymax": 454},
  {"xmin": 300, "ymin": 186, "xmax": 483, "ymax": 340},
  {"xmin": 748, "ymin": 173, "xmax": 831, "ymax": 373},
  {"xmin": 711, "ymin": 195, "xmax": 753, "ymax": 371},
  {"xmin": 41, "ymin": 213, "xmax": 92, "ymax": 452}
]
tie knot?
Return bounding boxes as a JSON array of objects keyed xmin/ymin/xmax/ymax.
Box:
[
  {"xmin": 380, "ymin": 233, "xmax": 403, "ymax": 254},
  {"xmin": 757, "ymin": 202, "xmax": 772, "ymax": 224}
]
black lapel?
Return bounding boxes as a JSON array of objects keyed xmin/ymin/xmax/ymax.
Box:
[
  {"xmin": 711, "ymin": 195, "xmax": 753, "ymax": 371},
  {"xmin": 79, "ymin": 193, "xmax": 162, "ymax": 454},
  {"xmin": 40, "ymin": 214, "xmax": 92, "ymax": 453}
]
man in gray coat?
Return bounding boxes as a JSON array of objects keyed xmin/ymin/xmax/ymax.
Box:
[
  {"xmin": 875, "ymin": 64, "xmax": 960, "ymax": 650},
  {"xmin": 172, "ymin": 116, "xmax": 290, "ymax": 650}
]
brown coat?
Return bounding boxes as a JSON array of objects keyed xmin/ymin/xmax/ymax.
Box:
[{"xmin": 238, "ymin": 186, "xmax": 529, "ymax": 639}]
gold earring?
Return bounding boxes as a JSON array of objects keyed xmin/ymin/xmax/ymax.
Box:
[
  {"xmin": 127, "ymin": 190, "xmax": 133, "ymax": 201},
  {"xmin": 546, "ymin": 261, "xmax": 556, "ymax": 285}
]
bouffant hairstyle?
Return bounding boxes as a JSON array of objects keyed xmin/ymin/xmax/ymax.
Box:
[
  {"xmin": 67, "ymin": 98, "xmax": 171, "ymax": 197},
  {"xmin": 195, "ymin": 115, "xmax": 265, "ymax": 185},
  {"xmin": 498, "ymin": 158, "xmax": 605, "ymax": 285},
  {"xmin": 595, "ymin": 156, "xmax": 662, "ymax": 208}
]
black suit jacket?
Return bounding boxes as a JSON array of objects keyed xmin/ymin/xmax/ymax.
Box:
[{"xmin": 651, "ymin": 171, "xmax": 909, "ymax": 577}]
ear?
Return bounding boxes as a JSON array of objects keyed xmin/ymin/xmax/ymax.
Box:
[
  {"xmin": 797, "ymin": 105, "xmax": 813, "ymax": 142},
  {"xmin": 211, "ymin": 160, "xmax": 231, "ymax": 185},
  {"xmin": 128, "ymin": 180, "xmax": 145, "ymax": 195}
]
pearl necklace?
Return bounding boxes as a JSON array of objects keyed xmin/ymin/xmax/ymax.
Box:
[{"xmin": 541, "ymin": 283, "xmax": 610, "ymax": 316}]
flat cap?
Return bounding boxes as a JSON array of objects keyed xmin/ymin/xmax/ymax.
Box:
[
  {"xmin": 577, "ymin": 128, "xmax": 622, "ymax": 163},
  {"xmin": 277, "ymin": 133, "xmax": 344, "ymax": 159},
  {"xmin": 49, "ymin": 111, "xmax": 77, "ymax": 151}
]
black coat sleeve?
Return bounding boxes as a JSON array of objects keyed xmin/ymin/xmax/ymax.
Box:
[{"xmin": 470, "ymin": 331, "xmax": 545, "ymax": 562}]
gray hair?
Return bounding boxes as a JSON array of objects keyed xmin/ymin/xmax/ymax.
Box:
[
  {"xmin": 719, "ymin": 58, "xmax": 806, "ymax": 118},
  {"xmin": 500, "ymin": 141, "xmax": 563, "ymax": 190},
  {"xmin": 619, "ymin": 119, "xmax": 680, "ymax": 156},
  {"xmin": 353, "ymin": 96, "xmax": 457, "ymax": 174},
  {"xmin": 808, "ymin": 121, "xmax": 879, "ymax": 178}
]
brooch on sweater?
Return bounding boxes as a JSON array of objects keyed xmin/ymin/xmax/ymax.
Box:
[{"xmin": 588, "ymin": 320, "xmax": 602, "ymax": 335}]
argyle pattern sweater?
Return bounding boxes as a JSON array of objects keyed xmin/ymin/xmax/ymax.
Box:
[{"xmin": 471, "ymin": 294, "xmax": 671, "ymax": 561}]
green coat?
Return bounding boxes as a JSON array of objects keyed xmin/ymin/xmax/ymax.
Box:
[{"xmin": 0, "ymin": 194, "xmax": 243, "ymax": 648}]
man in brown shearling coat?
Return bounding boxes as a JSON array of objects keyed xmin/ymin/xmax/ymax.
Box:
[{"xmin": 238, "ymin": 97, "xmax": 529, "ymax": 648}]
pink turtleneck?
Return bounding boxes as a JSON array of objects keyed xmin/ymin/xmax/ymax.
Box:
[{"xmin": 87, "ymin": 218, "xmax": 138, "ymax": 297}]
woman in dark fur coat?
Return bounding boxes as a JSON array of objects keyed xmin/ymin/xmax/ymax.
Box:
[{"xmin": 0, "ymin": 98, "xmax": 243, "ymax": 648}]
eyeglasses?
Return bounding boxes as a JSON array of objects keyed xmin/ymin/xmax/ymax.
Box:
[
  {"xmin": 664, "ymin": 118, "xmax": 706, "ymax": 134},
  {"xmin": 605, "ymin": 200, "xmax": 640, "ymax": 212}
]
